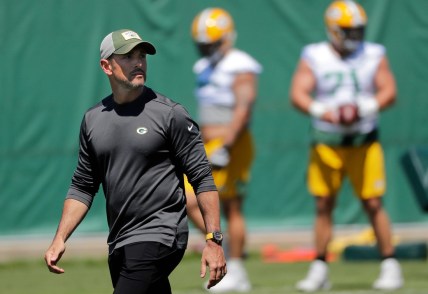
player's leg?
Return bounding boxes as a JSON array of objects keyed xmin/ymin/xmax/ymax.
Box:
[
  {"xmin": 348, "ymin": 141, "xmax": 403, "ymax": 290},
  {"xmin": 314, "ymin": 196, "xmax": 336, "ymax": 259},
  {"xmin": 361, "ymin": 198, "xmax": 394, "ymax": 256},
  {"xmin": 207, "ymin": 195, "xmax": 250, "ymax": 293},
  {"xmin": 222, "ymin": 197, "xmax": 245, "ymax": 259},
  {"xmin": 310, "ymin": 145, "xmax": 342, "ymax": 259},
  {"xmin": 207, "ymin": 131, "xmax": 252, "ymax": 293},
  {"xmin": 216, "ymin": 129, "xmax": 253, "ymax": 260},
  {"xmin": 295, "ymin": 196, "xmax": 335, "ymax": 292},
  {"xmin": 360, "ymin": 196, "xmax": 403, "ymax": 290},
  {"xmin": 346, "ymin": 142, "xmax": 391, "ymax": 253},
  {"xmin": 296, "ymin": 144, "xmax": 343, "ymax": 292}
]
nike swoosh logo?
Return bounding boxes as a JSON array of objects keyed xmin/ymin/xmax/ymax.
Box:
[{"xmin": 188, "ymin": 124, "xmax": 194, "ymax": 131}]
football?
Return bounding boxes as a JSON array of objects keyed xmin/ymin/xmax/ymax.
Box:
[{"xmin": 338, "ymin": 103, "xmax": 359, "ymax": 125}]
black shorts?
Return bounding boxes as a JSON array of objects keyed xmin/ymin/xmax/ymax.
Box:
[{"xmin": 108, "ymin": 241, "xmax": 185, "ymax": 294}]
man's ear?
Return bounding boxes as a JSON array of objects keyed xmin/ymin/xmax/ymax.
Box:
[{"xmin": 100, "ymin": 59, "xmax": 112, "ymax": 75}]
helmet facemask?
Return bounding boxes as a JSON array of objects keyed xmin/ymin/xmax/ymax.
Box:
[
  {"xmin": 328, "ymin": 25, "xmax": 365, "ymax": 54},
  {"xmin": 195, "ymin": 39, "xmax": 223, "ymax": 63}
]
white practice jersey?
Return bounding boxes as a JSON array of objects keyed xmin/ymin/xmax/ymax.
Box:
[
  {"xmin": 193, "ymin": 49, "xmax": 262, "ymax": 125},
  {"xmin": 302, "ymin": 41, "xmax": 385, "ymax": 134}
]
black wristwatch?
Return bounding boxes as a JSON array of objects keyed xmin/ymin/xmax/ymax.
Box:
[{"xmin": 205, "ymin": 231, "xmax": 223, "ymax": 245}]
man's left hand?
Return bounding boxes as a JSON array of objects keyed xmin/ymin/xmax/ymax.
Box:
[{"xmin": 200, "ymin": 241, "xmax": 227, "ymax": 289}]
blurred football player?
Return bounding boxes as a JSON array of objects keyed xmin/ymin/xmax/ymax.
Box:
[
  {"xmin": 186, "ymin": 7, "xmax": 262, "ymax": 293},
  {"xmin": 289, "ymin": 0, "xmax": 403, "ymax": 291}
]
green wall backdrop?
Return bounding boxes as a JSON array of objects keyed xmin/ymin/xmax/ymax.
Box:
[{"xmin": 1, "ymin": 0, "xmax": 428, "ymax": 236}]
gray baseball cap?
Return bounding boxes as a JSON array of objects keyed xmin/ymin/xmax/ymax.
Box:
[{"xmin": 100, "ymin": 29, "xmax": 156, "ymax": 59}]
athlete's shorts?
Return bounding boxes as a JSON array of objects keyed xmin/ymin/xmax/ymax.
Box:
[
  {"xmin": 185, "ymin": 129, "xmax": 254, "ymax": 200},
  {"xmin": 307, "ymin": 141, "xmax": 386, "ymax": 199},
  {"xmin": 108, "ymin": 241, "xmax": 185, "ymax": 294}
]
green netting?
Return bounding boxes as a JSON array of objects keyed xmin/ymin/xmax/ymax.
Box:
[{"xmin": 1, "ymin": 0, "xmax": 427, "ymax": 236}]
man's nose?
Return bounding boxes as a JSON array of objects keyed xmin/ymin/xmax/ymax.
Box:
[{"xmin": 133, "ymin": 56, "xmax": 145, "ymax": 66}]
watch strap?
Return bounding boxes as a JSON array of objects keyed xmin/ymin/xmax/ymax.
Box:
[
  {"xmin": 205, "ymin": 232, "xmax": 215, "ymax": 241},
  {"xmin": 205, "ymin": 231, "xmax": 223, "ymax": 244}
]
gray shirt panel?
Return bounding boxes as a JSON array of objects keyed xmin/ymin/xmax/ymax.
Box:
[{"xmin": 66, "ymin": 87, "xmax": 216, "ymax": 253}]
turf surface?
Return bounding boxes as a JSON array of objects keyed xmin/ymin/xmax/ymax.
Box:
[{"xmin": 1, "ymin": 253, "xmax": 427, "ymax": 293}]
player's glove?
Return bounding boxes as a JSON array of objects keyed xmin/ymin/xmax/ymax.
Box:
[
  {"xmin": 308, "ymin": 101, "xmax": 328, "ymax": 118},
  {"xmin": 209, "ymin": 147, "xmax": 230, "ymax": 169},
  {"xmin": 356, "ymin": 95, "xmax": 379, "ymax": 118}
]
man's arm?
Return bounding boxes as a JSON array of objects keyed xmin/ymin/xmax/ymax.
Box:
[
  {"xmin": 209, "ymin": 72, "xmax": 258, "ymax": 168},
  {"xmin": 356, "ymin": 56, "xmax": 396, "ymax": 118},
  {"xmin": 197, "ymin": 190, "xmax": 221, "ymax": 233},
  {"xmin": 374, "ymin": 56, "xmax": 396, "ymax": 110},
  {"xmin": 196, "ymin": 190, "xmax": 227, "ymax": 289},
  {"xmin": 44, "ymin": 198, "xmax": 89, "ymax": 274},
  {"xmin": 223, "ymin": 72, "xmax": 258, "ymax": 147},
  {"xmin": 290, "ymin": 59, "xmax": 338, "ymax": 123}
]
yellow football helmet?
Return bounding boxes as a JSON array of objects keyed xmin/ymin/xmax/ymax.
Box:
[
  {"xmin": 325, "ymin": 1, "xmax": 367, "ymax": 53},
  {"xmin": 192, "ymin": 7, "xmax": 235, "ymax": 44},
  {"xmin": 191, "ymin": 8, "xmax": 236, "ymax": 60}
]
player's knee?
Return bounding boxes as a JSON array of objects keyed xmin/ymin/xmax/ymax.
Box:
[
  {"xmin": 315, "ymin": 197, "xmax": 335, "ymax": 215},
  {"xmin": 362, "ymin": 198, "xmax": 383, "ymax": 215}
]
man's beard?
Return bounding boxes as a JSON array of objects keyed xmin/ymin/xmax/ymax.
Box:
[{"xmin": 114, "ymin": 74, "xmax": 146, "ymax": 90}]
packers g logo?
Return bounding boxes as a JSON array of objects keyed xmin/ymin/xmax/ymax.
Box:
[{"xmin": 136, "ymin": 127, "xmax": 148, "ymax": 135}]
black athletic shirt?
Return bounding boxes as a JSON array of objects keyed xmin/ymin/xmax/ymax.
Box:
[{"xmin": 66, "ymin": 86, "xmax": 216, "ymax": 254}]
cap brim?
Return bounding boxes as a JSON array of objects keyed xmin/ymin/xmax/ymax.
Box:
[{"xmin": 114, "ymin": 41, "xmax": 156, "ymax": 55}]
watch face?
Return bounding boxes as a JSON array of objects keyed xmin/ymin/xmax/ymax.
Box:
[{"xmin": 213, "ymin": 231, "xmax": 223, "ymax": 242}]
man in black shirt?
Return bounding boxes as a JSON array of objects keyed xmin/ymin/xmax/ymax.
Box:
[{"xmin": 44, "ymin": 29, "xmax": 226, "ymax": 294}]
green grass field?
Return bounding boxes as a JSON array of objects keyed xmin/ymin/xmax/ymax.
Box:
[{"xmin": 1, "ymin": 253, "xmax": 427, "ymax": 294}]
